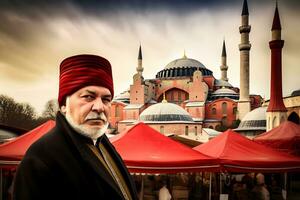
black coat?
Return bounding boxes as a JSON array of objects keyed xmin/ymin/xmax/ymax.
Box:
[{"xmin": 13, "ymin": 112, "xmax": 138, "ymax": 200}]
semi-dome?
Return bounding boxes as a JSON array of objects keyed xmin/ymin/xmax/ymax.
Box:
[
  {"xmin": 213, "ymin": 88, "xmax": 237, "ymax": 95},
  {"xmin": 236, "ymin": 106, "xmax": 267, "ymax": 131},
  {"xmin": 113, "ymin": 90, "xmax": 130, "ymax": 104},
  {"xmin": 156, "ymin": 55, "xmax": 213, "ymax": 79},
  {"xmin": 210, "ymin": 88, "xmax": 239, "ymax": 101},
  {"xmin": 139, "ymin": 102, "xmax": 193, "ymax": 122},
  {"xmin": 214, "ymin": 79, "xmax": 233, "ymax": 88}
]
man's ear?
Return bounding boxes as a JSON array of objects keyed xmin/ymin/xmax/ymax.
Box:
[{"xmin": 60, "ymin": 105, "xmax": 67, "ymax": 114}]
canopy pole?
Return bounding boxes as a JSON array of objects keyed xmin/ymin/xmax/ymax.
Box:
[
  {"xmin": 284, "ymin": 172, "xmax": 287, "ymax": 190},
  {"xmin": 209, "ymin": 172, "xmax": 212, "ymax": 200},
  {"xmin": 220, "ymin": 173, "xmax": 222, "ymax": 195},
  {"xmin": 0, "ymin": 168, "xmax": 2, "ymax": 200},
  {"xmin": 139, "ymin": 175, "xmax": 144, "ymax": 200},
  {"xmin": 284, "ymin": 172, "xmax": 287, "ymax": 200}
]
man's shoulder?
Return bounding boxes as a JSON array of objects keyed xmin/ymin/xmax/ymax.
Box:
[{"xmin": 25, "ymin": 126, "xmax": 65, "ymax": 157}]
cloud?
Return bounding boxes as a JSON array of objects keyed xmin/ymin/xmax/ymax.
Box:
[{"xmin": 0, "ymin": 0, "xmax": 299, "ymax": 113}]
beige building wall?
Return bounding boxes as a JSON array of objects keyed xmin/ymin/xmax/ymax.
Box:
[
  {"xmin": 264, "ymin": 95, "xmax": 300, "ymax": 126},
  {"xmin": 143, "ymin": 123, "xmax": 202, "ymax": 136},
  {"xmin": 266, "ymin": 111, "xmax": 287, "ymax": 131}
]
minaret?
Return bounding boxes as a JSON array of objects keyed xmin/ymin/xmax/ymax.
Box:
[
  {"xmin": 266, "ymin": 3, "xmax": 287, "ymax": 131},
  {"xmin": 237, "ymin": 0, "xmax": 251, "ymax": 120},
  {"xmin": 136, "ymin": 44, "xmax": 143, "ymax": 76},
  {"xmin": 220, "ymin": 40, "xmax": 228, "ymax": 82},
  {"xmin": 129, "ymin": 44, "xmax": 145, "ymax": 106}
]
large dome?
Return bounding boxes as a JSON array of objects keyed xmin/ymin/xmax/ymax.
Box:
[
  {"xmin": 165, "ymin": 57, "xmax": 206, "ymax": 70},
  {"xmin": 139, "ymin": 102, "xmax": 193, "ymax": 122},
  {"xmin": 156, "ymin": 56, "xmax": 213, "ymax": 78}
]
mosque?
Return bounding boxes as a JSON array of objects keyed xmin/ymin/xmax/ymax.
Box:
[{"xmin": 109, "ymin": 0, "xmax": 300, "ymax": 139}]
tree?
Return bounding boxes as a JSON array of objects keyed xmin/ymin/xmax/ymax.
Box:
[
  {"xmin": 0, "ymin": 94, "xmax": 40, "ymax": 130},
  {"xmin": 231, "ymin": 119, "xmax": 241, "ymax": 129},
  {"xmin": 41, "ymin": 99, "xmax": 59, "ymax": 120},
  {"xmin": 0, "ymin": 95, "xmax": 19, "ymax": 126},
  {"xmin": 215, "ymin": 124, "xmax": 227, "ymax": 132},
  {"xmin": 215, "ymin": 119, "xmax": 241, "ymax": 132}
]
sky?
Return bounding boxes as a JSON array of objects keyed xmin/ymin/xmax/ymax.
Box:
[{"xmin": 0, "ymin": 0, "xmax": 299, "ymax": 115}]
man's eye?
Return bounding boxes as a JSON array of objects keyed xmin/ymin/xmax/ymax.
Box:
[
  {"xmin": 102, "ymin": 98, "xmax": 111, "ymax": 104},
  {"xmin": 82, "ymin": 95, "xmax": 94, "ymax": 101}
]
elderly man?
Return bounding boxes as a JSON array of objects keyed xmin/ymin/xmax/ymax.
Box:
[
  {"xmin": 251, "ymin": 173, "xmax": 270, "ymax": 200},
  {"xmin": 13, "ymin": 55, "xmax": 138, "ymax": 200}
]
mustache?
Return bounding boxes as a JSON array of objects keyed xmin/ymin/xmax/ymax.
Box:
[{"xmin": 85, "ymin": 112, "xmax": 107, "ymax": 122}]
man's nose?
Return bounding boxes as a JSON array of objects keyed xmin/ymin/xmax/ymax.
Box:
[{"xmin": 91, "ymin": 98, "xmax": 104, "ymax": 113}]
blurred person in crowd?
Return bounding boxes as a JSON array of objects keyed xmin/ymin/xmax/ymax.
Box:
[
  {"xmin": 232, "ymin": 175, "xmax": 251, "ymax": 200},
  {"xmin": 188, "ymin": 173, "xmax": 203, "ymax": 200},
  {"xmin": 251, "ymin": 173, "xmax": 270, "ymax": 200},
  {"xmin": 269, "ymin": 175, "xmax": 284, "ymax": 200},
  {"xmin": 159, "ymin": 179, "xmax": 171, "ymax": 200}
]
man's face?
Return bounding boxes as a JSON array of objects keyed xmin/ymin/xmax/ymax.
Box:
[{"xmin": 61, "ymin": 85, "xmax": 112, "ymax": 139}]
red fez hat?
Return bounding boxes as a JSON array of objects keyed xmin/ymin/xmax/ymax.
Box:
[{"xmin": 58, "ymin": 54, "xmax": 114, "ymax": 107}]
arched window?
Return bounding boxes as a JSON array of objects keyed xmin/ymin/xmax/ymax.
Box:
[
  {"xmin": 194, "ymin": 126, "xmax": 197, "ymax": 136},
  {"xmin": 170, "ymin": 92, "xmax": 174, "ymax": 101},
  {"xmin": 160, "ymin": 126, "xmax": 164, "ymax": 134},
  {"xmin": 222, "ymin": 116, "xmax": 227, "ymax": 126},
  {"xmin": 170, "ymin": 69, "xmax": 174, "ymax": 76},
  {"xmin": 115, "ymin": 106, "xmax": 120, "ymax": 117},
  {"xmin": 185, "ymin": 126, "xmax": 189, "ymax": 135},
  {"xmin": 185, "ymin": 93, "xmax": 189, "ymax": 100},
  {"xmin": 280, "ymin": 116, "xmax": 285, "ymax": 123},
  {"xmin": 189, "ymin": 68, "xmax": 193, "ymax": 76},
  {"xmin": 272, "ymin": 116, "xmax": 277, "ymax": 128},
  {"xmin": 184, "ymin": 68, "xmax": 188, "ymax": 76},
  {"xmin": 212, "ymin": 108, "xmax": 217, "ymax": 115},
  {"xmin": 174, "ymin": 69, "xmax": 178, "ymax": 77},
  {"xmin": 233, "ymin": 107, "xmax": 237, "ymax": 115},
  {"xmin": 222, "ymin": 102, "xmax": 227, "ymax": 114},
  {"xmin": 288, "ymin": 112, "xmax": 300, "ymax": 124},
  {"xmin": 166, "ymin": 70, "xmax": 169, "ymax": 77},
  {"xmin": 179, "ymin": 68, "xmax": 183, "ymax": 76}
]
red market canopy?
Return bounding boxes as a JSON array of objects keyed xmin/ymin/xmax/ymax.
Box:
[
  {"xmin": 111, "ymin": 122, "xmax": 219, "ymax": 173},
  {"xmin": 193, "ymin": 129, "xmax": 300, "ymax": 172},
  {"xmin": 0, "ymin": 120, "xmax": 55, "ymax": 168},
  {"xmin": 253, "ymin": 121, "xmax": 300, "ymax": 156}
]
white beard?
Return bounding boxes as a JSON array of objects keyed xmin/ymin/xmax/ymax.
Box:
[{"xmin": 64, "ymin": 98, "xmax": 109, "ymax": 141}]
